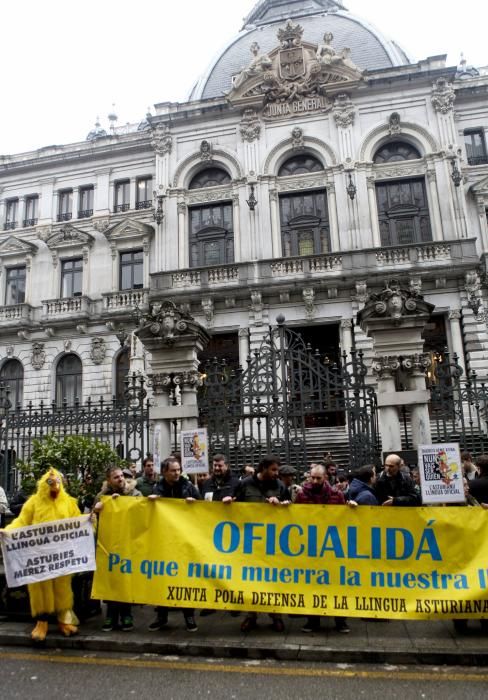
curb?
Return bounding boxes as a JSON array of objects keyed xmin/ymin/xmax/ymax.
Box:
[{"xmin": 1, "ymin": 631, "xmax": 488, "ymax": 667}]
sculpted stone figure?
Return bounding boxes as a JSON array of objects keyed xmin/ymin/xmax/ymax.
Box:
[
  {"xmin": 316, "ymin": 32, "xmax": 342, "ymax": 66},
  {"xmin": 235, "ymin": 42, "xmax": 272, "ymax": 88}
]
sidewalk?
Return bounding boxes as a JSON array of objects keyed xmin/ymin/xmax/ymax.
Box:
[{"xmin": 1, "ymin": 606, "xmax": 487, "ymax": 666}]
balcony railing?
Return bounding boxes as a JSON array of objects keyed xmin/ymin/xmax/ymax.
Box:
[
  {"xmin": 103, "ymin": 288, "xmax": 149, "ymax": 314},
  {"xmin": 3, "ymin": 221, "xmax": 17, "ymax": 231},
  {"xmin": 42, "ymin": 295, "xmax": 92, "ymax": 320},
  {"xmin": 151, "ymin": 238, "xmax": 479, "ymax": 296},
  {"xmin": 57, "ymin": 212, "xmax": 72, "ymax": 222},
  {"xmin": 467, "ymin": 155, "xmax": 488, "ymax": 166},
  {"xmin": 23, "ymin": 218, "xmax": 38, "ymax": 227},
  {"xmin": 0, "ymin": 303, "xmax": 33, "ymax": 324},
  {"xmin": 135, "ymin": 200, "xmax": 152, "ymax": 210},
  {"xmin": 78, "ymin": 209, "xmax": 93, "ymax": 219},
  {"xmin": 114, "ymin": 203, "xmax": 130, "ymax": 213}
]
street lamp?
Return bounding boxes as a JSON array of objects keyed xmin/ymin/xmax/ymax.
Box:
[
  {"xmin": 346, "ymin": 173, "xmax": 357, "ymax": 201},
  {"xmin": 246, "ymin": 184, "xmax": 258, "ymax": 211},
  {"xmin": 450, "ymin": 158, "xmax": 462, "ymax": 187},
  {"xmin": 152, "ymin": 190, "xmax": 165, "ymax": 224}
]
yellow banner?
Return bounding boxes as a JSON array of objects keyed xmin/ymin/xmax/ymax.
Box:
[{"xmin": 92, "ymin": 499, "xmax": 488, "ymax": 619}]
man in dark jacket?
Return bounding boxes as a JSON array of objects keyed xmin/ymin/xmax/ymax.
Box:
[
  {"xmin": 200, "ymin": 454, "xmax": 239, "ymax": 502},
  {"xmin": 149, "ymin": 457, "xmax": 200, "ymax": 632},
  {"xmin": 234, "ymin": 455, "xmax": 289, "ymax": 632},
  {"xmin": 348, "ymin": 465, "xmax": 379, "ymax": 505},
  {"xmin": 375, "ymin": 454, "xmax": 420, "ymax": 506},
  {"xmin": 296, "ymin": 464, "xmax": 350, "ymax": 633},
  {"xmin": 136, "ymin": 455, "xmax": 157, "ymax": 496},
  {"xmin": 469, "ymin": 454, "xmax": 488, "ymax": 504}
]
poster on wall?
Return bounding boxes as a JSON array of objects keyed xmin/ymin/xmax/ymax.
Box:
[
  {"xmin": 180, "ymin": 428, "xmax": 209, "ymax": 474},
  {"xmin": 417, "ymin": 442, "xmax": 465, "ymax": 504}
]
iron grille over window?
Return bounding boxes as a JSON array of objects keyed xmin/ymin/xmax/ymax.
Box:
[
  {"xmin": 189, "ymin": 168, "xmax": 231, "ymax": 189},
  {"xmin": 57, "ymin": 190, "xmax": 73, "ymax": 221},
  {"xmin": 0, "ymin": 359, "xmax": 24, "ymax": 408},
  {"xmin": 136, "ymin": 177, "xmax": 152, "ymax": 209},
  {"xmin": 114, "ymin": 180, "xmax": 130, "ymax": 212},
  {"xmin": 24, "ymin": 195, "xmax": 38, "ymax": 227},
  {"xmin": 56, "ymin": 354, "xmax": 82, "ymax": 406},
  {"xmin": 279, "ymin": 190, "xmax": 330, "ymax": 256},
  {"xmin": 278, "ymin": 154, "xmax": 324, "ymax": 176},
  {"xmin": 464, "ymin": 129, "xmax": 488, "ymax": 166},
  {"xmin": 5, "ymin": 266, "xmax": 26, "ymax": 305},
  {"xmin": 375, "ymin": 178, "xmax": 431, "ymax": 247},
  {"xmin": 120, "ymin": 250, "xmax": 143, "ymax": 290},
  {"xmin": 78, "ymin": 186, "xmax": 94, "ymax": 218},
  {"xmin": 61, "ymin": 258, "xmax": 83, "ymax": 297},
  {"xmin": 373, "ymin": 141, "xmax": 421, "ymax": 164},
  {"xmin": 189, "ymin": 203, "xmax": 234, "ymax": 267},
  {"xmin": 4, "ymin": 199, "xmax": 18, "ymax": 230}
]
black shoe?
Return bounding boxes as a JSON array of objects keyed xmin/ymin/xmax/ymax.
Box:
[
  {"xmin": 121, "ymin": 615, "xmax": 134, "ymax": 631},
  {"xmin": 184, "ymin": 615, "xmax": 198, "ymax": 632},
  {"xmin": 200, "ymin": 609, "xmax": 216, "ymax": 617},
  {"xmin": 271, "ymin": 617, "xmax": 285, "ymax": 633},
  {"xmin": 240, "ymin": 615, "xmax": 257, "ymax": 632},
  {"xmin": 148, "ymin": 613, "xmax": 168, "ymax": 631},
  {"xmin": 301, "ymin": 620, "xmax": 320, "ymax": 633},
  {"xmin": 102, "ymin": 617, "xmax": 114, "ymax": 632},
  {"xmin": 335, "ymin": 620, "xmax": 350, "ymax": 634}
]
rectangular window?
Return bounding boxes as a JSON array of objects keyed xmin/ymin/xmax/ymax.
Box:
[
  {"xmin": 61, "ymin": 258, "xmax": 83, "ymax": 298},
  {"xmin": 464, "ymin": 129, "xmax": 487, "ymax": 166},
  {"xmin": 376, "ymin": 177, "xmax": 431, "ymax": 247},
  {"xmin": 5, "ymin": 266, "xmax": 26, "ymax": 305},
  {"xmin": 78, "ymin": 186, "xmax": 94, "ymax": 218},
  {"xmin": 119, "ymin": 250, "xmax": 143, "ymax": 290},
  {"xmin": 57, "ymin": 190, "xmax": 73, "ymax": 221},
  {"xmin": 114, "ymin": 180, "xmax": 130, "ymax": 212},
  {"xmin": 4, "ymin": 199, "xmax": 18, "ymax": 230},
  {"xmin": 24, "ymin": 195, "xmax": 38, "ymax": 227},
  {"xmin": 136, "ymin": 177, "xmax": 152, "ymax": 209}
]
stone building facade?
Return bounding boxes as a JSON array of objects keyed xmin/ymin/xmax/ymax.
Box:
[{"xmin": 0, "ymin": 0, "xmax": 487, "ymax": 456}]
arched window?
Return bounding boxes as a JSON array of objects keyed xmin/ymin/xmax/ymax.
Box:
[
  {"xmin": 0, "ymin": 359, "xmax": 23, "ymax": 408},
  {"xmin": 188, "ymin": 168, "xmax": 234, "ymax": 268},
  {"xmin": 115, "ymin": 350, "xmax": 130, "ymax": 404},
  {"xmin": 56, "ymin": 354, "xmax": 82, "ymax": 406},
  {"xmin": 278, "ymin": 154, "xmax": 324, "ymax": 176},
  {"xmin": 189, "ymin": 167, "xmax": 231, "ymax": 189},
  {"xmin": 373, "ymin": 141, "xmax": 421, "ymax": 164}
]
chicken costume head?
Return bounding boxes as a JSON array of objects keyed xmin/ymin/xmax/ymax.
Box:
[{"xmin": 6, "ymin": 467, "xmax": 81, "ymax": 642}]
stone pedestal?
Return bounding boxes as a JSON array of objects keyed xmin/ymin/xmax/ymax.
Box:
[
  {"xmin": 359, "ymin": 282, "xmax": 435, "ymax": 453},
  {"xmin": 135, "ymin": 301, "xmax": 210, "ymax": 462}
]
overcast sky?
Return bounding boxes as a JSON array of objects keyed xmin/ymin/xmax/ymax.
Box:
[{"xmin": 1, "ymin": 0, "xmax": 486, "ymax": 155}]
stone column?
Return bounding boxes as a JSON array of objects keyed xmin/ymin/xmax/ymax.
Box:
[
  {"xmin": 366, "ymin": 176, "xmax": 381, "ymax": 248},
  {"xmin": 448, "ymin": 309, "xmax": 465, "ymax": 372},
  {"xmin": 340, "ymin": 319, "xmax": 353, "ymax": 361},
  {"xmin": 372, "ymin": 359, "xmax": 403, "ymax": 452},
  {"xmin": 408, "ymin": 359, "xmax": 432, "ymax": 446},
  {"xmin": 177, "ymin": 202, "xmax": 187, "ymax": 268},
  {"xmin": 269, "ymin": 190, "xmax": 280, "ymax": 257},
  {"xmin": 327, "ymin": 182, "xmax": 340, "ymax": 252},
  {"xmin": 136, "ymin": 301, "xmax": 210, "ymax": 460},
  {"xmin": 426, "ymin": 169, "xmax": 443, "ymax": 242},
  {"xmin": 238, "ymin": 328, "xmax": 250, "ymax": 368},
  {"xmin": 232, "ymin": 193, "xmax": 241, "ymax": 263},
  {"xmin": 72, "ymin": 187, "xmax": 79, "ymax": 221}
]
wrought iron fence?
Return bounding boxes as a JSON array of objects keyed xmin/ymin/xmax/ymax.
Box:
[
  {"xmin": 0, "ymin": 375, "xmax": 150, "ymax": 495},
  {"xmin": 430, "ymin": 352, "xmax": 488, "ymax": 454}
]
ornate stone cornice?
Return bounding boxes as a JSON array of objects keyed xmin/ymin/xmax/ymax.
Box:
[
  {"xmin": 431, "ymin": 78, "xmax": 455, "ymax": 114},
  {"xmin": 149, "ymin": 370, "xmax": 201, "ymax": 394}
]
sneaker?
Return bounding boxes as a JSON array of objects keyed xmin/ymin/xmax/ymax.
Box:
[
  {"xmin": 271, "ymin": 617, "xmax": 285, "ymax": 633},
  {"xmin": 184, "ymin": 615, "xmax": 198, "ymax": 632},
  {"xmin": 148, "ymin": 613, "xmax": 168, "ymax": 631},
  {"xmin": 240, "ymin": 615, "xmax": 257, "ymax": 633},
  {"xmin": 301, "ymin": 620, "xmax": 320, "ymax": 633},
  {"xmin": 102, "ymin": 617, "xmax": 114, "ymax": 632},
  {"xmin": 121, "ymin": 615, "xmax": 134, "ymax": 631},
  {"xmin": 335, "ymin": 620, "xmax": 350, "ymax": 634}
]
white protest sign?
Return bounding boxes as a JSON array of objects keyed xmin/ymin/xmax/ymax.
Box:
[
  {"xmin": 0, "ymin": 515, "xmax": 96, "ymax": 588},
  {"xmin": 417, "ymin": 443, "xmax": 465, "ymax": 504},
  {"xmin": 180, "ymin": 427, "xmax": 209, "ymax": 474}
]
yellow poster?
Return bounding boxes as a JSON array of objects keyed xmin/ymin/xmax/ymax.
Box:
[{"xmin": 92, "ymin": 498, "xmax": 488, "ymax": 620}]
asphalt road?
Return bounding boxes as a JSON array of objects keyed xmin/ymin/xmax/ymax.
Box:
[{"xmin": 1, "ymin": 647, "xmax": 487, "ymax": 700}]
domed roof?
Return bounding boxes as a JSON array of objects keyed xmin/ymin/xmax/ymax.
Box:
[{"xmin": 190, "ymin": 1, "xmax": 411, "ymax": 101}]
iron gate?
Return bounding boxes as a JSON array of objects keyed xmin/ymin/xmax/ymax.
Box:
[
  {"xmin": 430, "ymin": 352, "xmax": 488, "ymax": 453},
  {"xmin": 198, "ymin": 317, "xmax": 380, "ymax": 470}
]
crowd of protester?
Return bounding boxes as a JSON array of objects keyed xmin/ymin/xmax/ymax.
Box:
[{"xmin": 1, "ymin": 448, "xmax": 488, "ymax": 635}]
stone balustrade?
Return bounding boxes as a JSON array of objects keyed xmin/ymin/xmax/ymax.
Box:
[
  {"xmin": 42, "ymin": 295, "xmax": 92, "ymax": 321},
  {"xmin": 0, "ymin": 303, "xmax": 33, "ymax": 324},
  {"xmin": 103, "ymin": 288, "xmax": 149, "ymax": 312}
]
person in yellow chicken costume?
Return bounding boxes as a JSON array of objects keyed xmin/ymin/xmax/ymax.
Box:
[{"xmin": 5, "ymin": 468, "xmax": 81, "ymax": 641}]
